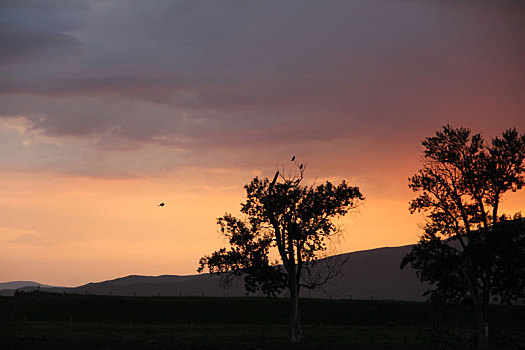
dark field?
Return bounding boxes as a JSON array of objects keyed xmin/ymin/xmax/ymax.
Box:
[{"xmin": 0, "ymin": 293, "xmax": 523, "ymax": 349}]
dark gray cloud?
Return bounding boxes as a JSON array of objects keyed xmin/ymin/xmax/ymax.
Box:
[
  {"xmin": 0, "ymin": 0, "xmax": 524, "ymax": 162},
  {"xmin": 0, "ymin": 0, "xmax": 88, "ymax": 30},
  {"xmin": 0, "ymin": 0, "xmax": 88, "ymax": 63},
  {"xmin": 0, "ymin": 27, "xmax": 82, "ymax": 63}
]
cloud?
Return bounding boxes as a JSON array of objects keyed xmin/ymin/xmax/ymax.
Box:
[
  {"xmin": 0, "ymin": 0, "xmax": 523, "ymax": 178},
  {"xmin": 0, "ymin": 0, "xmax": 88, "ymax": 65},
  {"xmin": 0, "ymin": 27, "xmax": 82, "ymax": 64},
  {"xmin": 0, "ymin": 225, "xmax": 56, "ymax": 247}
]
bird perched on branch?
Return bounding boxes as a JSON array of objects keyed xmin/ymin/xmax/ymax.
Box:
[{"xmin": 291, "ymin": 156, "xmax": 295, "ymax": 161}]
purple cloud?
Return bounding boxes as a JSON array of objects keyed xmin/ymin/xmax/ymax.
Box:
[{"xmin": 0, "ymin": 0, "xmax": 523, "ymax": 178}]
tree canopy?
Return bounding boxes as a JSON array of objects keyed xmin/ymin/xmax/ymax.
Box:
[
  {"xmin": 199, "ymin": 165, "xmax": 363, "ymax": 342},
  {"xmin": 402, "ymin": 125, "xmax": 525, "ymax": 350}
]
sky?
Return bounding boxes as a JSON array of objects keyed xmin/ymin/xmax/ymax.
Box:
[{"xmin": 1, "ymin": 0, "xmax": 524, "ymax": 287}]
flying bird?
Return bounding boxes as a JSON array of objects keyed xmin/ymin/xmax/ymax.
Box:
[
  {"xmin": 291, "ymin": 156, "xmax": 295, "ymax": 161},
  {"xmin": 158, "ymin": 203, "xmax": 165, "ymax": 207}
]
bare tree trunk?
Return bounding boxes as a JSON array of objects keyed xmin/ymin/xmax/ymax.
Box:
[
  {"xmin": 475, "ymin": 304, "xmax": 489, "ymax": 350},
  {"xmin": 288, "ymin": 264, "xmax": 302, "ymax": 343},
  {"xmin": 289, "ymin": 282, "xmax": 301, "ymax": 342},
  {"xmin": 470, "ymin": 287, "xmax": 489, "ymax": 350},
  {"xmin": 462, "ymin": 268, "xmax": 489, "ymax": 350}
]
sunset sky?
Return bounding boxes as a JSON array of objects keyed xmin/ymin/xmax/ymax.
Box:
[{"xmin": 1, "ymin": 0, "xmax": 524, "ymax": 287}]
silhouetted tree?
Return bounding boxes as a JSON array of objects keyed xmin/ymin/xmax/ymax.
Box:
[
  {"xmin": 401, "ymin": 126, "xmax": 525, "ymax": 350},
  {"xmin": 198, "ymin": 164, "xmax": 363, "ymax": 343}
]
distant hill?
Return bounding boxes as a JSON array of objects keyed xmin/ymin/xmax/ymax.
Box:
[
  {"xmin": 1, "ymin": 245, "xmax": 429, "ymax": 301},
  {"xmin": 0, "ymin": 281, "xmax": 54, "ymax": 291}
]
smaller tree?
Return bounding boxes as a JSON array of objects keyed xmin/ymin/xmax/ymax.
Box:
[
  {"xmin": 198, "ymin": 164, "xmax": 363, "ymax": 342},
  {"xmin": 402, "ymin": 126, "xmax": 525, "ymax": 350}
]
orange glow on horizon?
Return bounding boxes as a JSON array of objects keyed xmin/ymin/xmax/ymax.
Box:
[{"xmin": 1, "ymin": 163, "xmax": 524, "ymax": 287}]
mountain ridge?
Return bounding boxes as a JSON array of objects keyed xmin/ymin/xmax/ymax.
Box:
[
  {"xmin": 0, "ymin": 281, "xmax": 55, "ymax": 291},
  {"xmin": 0, "ymin": 244, "xmax": 429, "ymax": 300}
]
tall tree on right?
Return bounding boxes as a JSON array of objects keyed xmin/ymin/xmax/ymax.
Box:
[{"xmin": 401, "ymin": 125, "xmax": 525, "ymax": 350}]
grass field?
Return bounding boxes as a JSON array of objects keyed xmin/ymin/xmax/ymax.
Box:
[{"xmin": 0, "ymin": 292, "xmax": 524, "ymax": 349}]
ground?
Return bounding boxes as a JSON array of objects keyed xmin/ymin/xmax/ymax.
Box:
[{"xmin": 0, "ymin": 293, "xmax": 523, "ymax": 349}]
